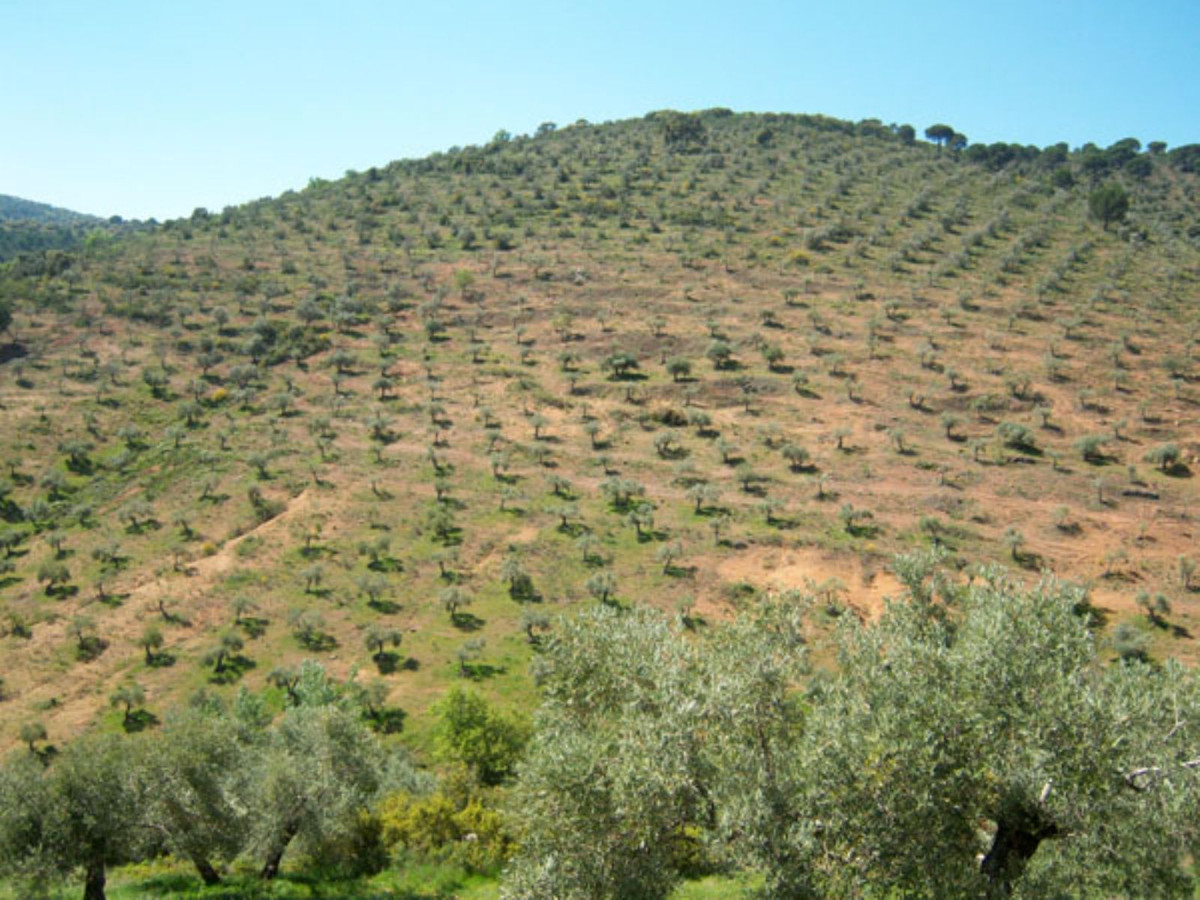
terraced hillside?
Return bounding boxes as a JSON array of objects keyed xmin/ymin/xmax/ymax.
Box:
[{"xmin": 1, "ymin": 110, "xmax": 1198, "ymax": 759}]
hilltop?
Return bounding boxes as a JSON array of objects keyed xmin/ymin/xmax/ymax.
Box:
[{"xmin": 0, "ymin": 108, "xmax": 1198, "ymax": 762}]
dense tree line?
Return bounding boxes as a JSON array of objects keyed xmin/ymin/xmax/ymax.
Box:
[
  {"xmin": 0, "ymin": 222, "xmax": 92, "ymax": 263},
  {"xmin": 0, "ymin": 195, "xmax": 101, "ymax": 227},
  {"xmin": 0, "ymin": 196, "xmax": 133, "ymax": 263}
]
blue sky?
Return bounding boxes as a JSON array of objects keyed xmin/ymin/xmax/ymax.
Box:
[{"xmin": 4, "ymin": 0, "xmax": 1197, "ymax": 220}]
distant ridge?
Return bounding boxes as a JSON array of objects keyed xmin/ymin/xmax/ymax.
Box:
[
  {"xmin": 0, "ymin": 193, "xmax": 102, "ymax": 226},
  {"xmin": 0, "ymin": 194, "xmax": 134, "ymax": 263}
]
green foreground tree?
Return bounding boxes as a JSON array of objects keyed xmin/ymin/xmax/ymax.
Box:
[
  {"xmin": 135, "ymin": 709, "xmax": 249, "ymax": 885},
  {"xmin": 247, "ymin": 690, "xmax": 386, "ymax": 879},
  {"xmin": 432, "ymin": 686, "xmax": 530, "ymax": 787},
  {"xmin": 0, "ymin": 663, "xmax": 419, "ymax": 898},
  {"xmin": 503, "ymin": 560, "xmax": 1200, "ymax": 899},
  {"xmin": 0, "ymin": 732, "xmax": 140, "ymax": 900}
]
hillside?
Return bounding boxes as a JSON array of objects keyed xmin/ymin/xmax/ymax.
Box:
[
  {"xmin": 0, "ymin": 108, "xmax": 1198, "ymax": 765},
  {"xmin": 0, "ymin": 194, "xmax": 135, "ymax": 264},
  {"xmin": 0, "ymin": 195, "xmax": 102, "ymax": 226}
]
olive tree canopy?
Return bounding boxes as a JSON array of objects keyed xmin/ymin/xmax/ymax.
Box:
[{"xmin": 503, "ymin": 559, "xmax": 1200, "ymax": 898}]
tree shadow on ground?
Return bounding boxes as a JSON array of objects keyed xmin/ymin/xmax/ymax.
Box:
[
  {"xmin": 238, "ymin": 616, "xmax": 269, "ymax": 639},
  {"xmin": 451, "ymin": 612, "xmax": 485, "ymax": 632},
  {"xmin": 368, "ymin": 598, "xmax": 402, "ymax": 615},
  {"xmin": 75, "ymin": 636, "xmax": 108, "ymax": 662},
  {"xmin": 122, "ymin": 709, "xmax": 160, "ymax": 733},
  {"xmin": 373, "ymin": 651, "xmax": 402, "ymax": 675},
  {"xmin": 459, "ymin": 661, "xmax": 505, "ymax": 681},
  {"xmin": 209, "ymin": 655, "xmax": 255, "ymax": 685}
]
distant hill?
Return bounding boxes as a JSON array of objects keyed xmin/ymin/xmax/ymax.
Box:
[
  {"xmin": 0, "ymin": 193, "xmax": 102, "ymax": 226},
  {"xmin": 0, "ymin": 194, "xmax": 125, "ymax": 262}
]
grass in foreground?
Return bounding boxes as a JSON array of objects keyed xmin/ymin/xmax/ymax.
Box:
[{"xmin": 0, "ymin": 857, "xmax": 763, "ymax": 899}]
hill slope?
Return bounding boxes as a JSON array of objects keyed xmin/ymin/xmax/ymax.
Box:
[
  {"xmin": 0, "ymin": 194, "xmax": 101, "ymax": 226},
  {"xmin": 0, "ymin": 109, "xmax": 1198, "ymax": 754},
  {"xmin": 0, "ymin": 193, "xmax": 124, "ymax": 263}
]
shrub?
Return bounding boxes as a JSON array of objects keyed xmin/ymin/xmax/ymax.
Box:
[
  {"xmin": 377, "ymin": 785, "xmax": 514, "ymax": 873},
  {"xmin": 431, "ymin": 687, "xmax": 530, "ymax": 786}
]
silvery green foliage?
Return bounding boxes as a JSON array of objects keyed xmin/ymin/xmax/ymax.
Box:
[
  {"xmin": 796, "ymin": 569, "xmax": 1200, "ymax": 897},
  {"xmin": 0, "ymin": 732, "xmax": 142, "ymax": 899},
  {"xmin": 0, "ymin": 662, "xmax": 425, "ymax": 893},
  {"xmin": 247, "ymin": 694, "xmax": 385, "ymax": 877},
  {"xmin": 503, "ymin": 602, "xmax": 810, "ymax": 899},
  {"xmin": 697, "ymin": 600, "xmax": 815, "ymax": 897},
  {"xmin": 0, "ymin": 749, "xmax": 59, "ymax": 887},
  {"xmin": 294, "ymin": 657, "xmax": 342, "ymax": 707},
  {"xmin": 182, "ymin": 662, "xmax": 417, "ymax": 880},
  {"xmin": 503, "ymin": 567, "xmax": 1200, "ymax": 899},
  {"xmin": 503, "ymin": 606, "xmax": 703, "ymax": 899},
  {"xmin": 135, "ymin": 708, "xmax": 250, "ymax": 883}
]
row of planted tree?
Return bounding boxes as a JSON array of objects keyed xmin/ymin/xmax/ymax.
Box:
[{"xmin": 6, "ymin": 550, "xmax": 1200, "ymax": 899}]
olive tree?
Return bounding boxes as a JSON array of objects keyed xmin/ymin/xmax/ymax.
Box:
[
  {"xmin": 108, "ymin": 682, "xmax": 146, "ymax": 727},
  {"xmin": 0, "ymin": 732, "xmax": 142, "ymax": 900},
  {"xmin": 503, "ymin": 606, "xmax": 717, "ymax": 899},
  {"xmin": 796, "ymin": 570, "xmax": 1200, "ymax": 897},
  {"xmin": 504, "ymin": 602, "xmax": 807, "ymax": 898},
  {"xmin": 246, "ymin": 688, "xmax": 386, "ymax": 879},
  {"xmin": 134, "ymin": 708, "xmax": 250, "ymax": 885},
  {"xmin": 364, "ymin": 624, "xmax": 402, "ymax": 664},
  {"xmin": 502, "ymin": 567, "xmax": 1200, "ymax": 899},
  {"xmin": 1089, "ymin": 182, "xmax": 1130, "ymax": 229}
]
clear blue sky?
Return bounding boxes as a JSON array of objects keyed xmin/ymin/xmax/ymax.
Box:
[{"xmin": 4, "ymin": 0, "xmax": 1197, "ymax": 221}]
